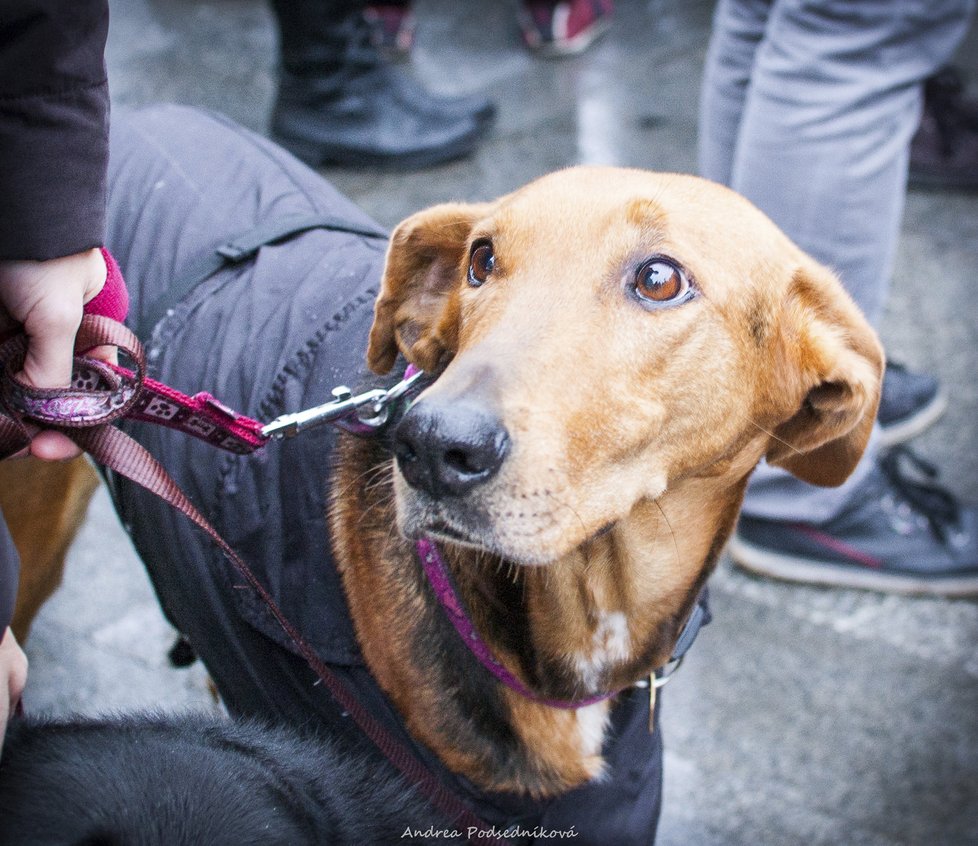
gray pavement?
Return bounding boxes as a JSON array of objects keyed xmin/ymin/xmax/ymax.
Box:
[{"xmin": 18, "ymin": 1, "xmax": 978, "ymax": 843}]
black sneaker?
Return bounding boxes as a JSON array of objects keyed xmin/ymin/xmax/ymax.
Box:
[
  {"xmin": 878, "ymin": 361, "xmax": 946, "ymax": 447},
  {"xmin": 730, "ymin": 447, "xmax": 978, "ymax": 596},
  {"xmin": 909, "ymin": 65, "xmax": 978, "ymax": 191}
]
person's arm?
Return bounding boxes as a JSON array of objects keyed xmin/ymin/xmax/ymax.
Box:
[
  {"xmin": 0, "ymin": 0, "xmax": 112, "ymax": 451},
  {"xmin": 0, "ymin": 0, "xmax": 111, "ymax": 750},
  {"xmin": 0, "ymin": 0, "xmax": 110, "ymax": 261}
]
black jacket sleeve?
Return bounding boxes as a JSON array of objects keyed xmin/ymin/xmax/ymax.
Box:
[{"xmin": 0, "ymin": 0, "xmax": 110, "ymax": 260}]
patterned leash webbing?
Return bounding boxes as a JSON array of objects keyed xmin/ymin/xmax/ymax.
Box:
[{"xmin": 0, "ymin": 314, "xmax": 509, "ymax": 846}]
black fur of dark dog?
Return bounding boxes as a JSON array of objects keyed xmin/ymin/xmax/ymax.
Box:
[{"xmin": 0, "ymin": 713, "xmax": 462, "ymax": 845}]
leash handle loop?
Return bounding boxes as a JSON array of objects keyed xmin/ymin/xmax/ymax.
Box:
[
  {"xmin": 0, "ymin": 315, "xmax": 268, "ymax": 457},
  {"xmin": 0, "ymin": 316, "xmax": 143, "ymax": 429}
]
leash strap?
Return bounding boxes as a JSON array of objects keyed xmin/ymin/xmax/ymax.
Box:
[
  {"xmin": 0, "ymin": 314, "xmax": 509, "ymax": 846},
  {"xmin": 121, "ymin": 372, "xmax": 268, "ymax": 453}
]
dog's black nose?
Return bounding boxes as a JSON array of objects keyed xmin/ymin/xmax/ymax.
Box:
[{"xmin": 394, "ymin": 399, "xmax": 510, "ymax": 498}]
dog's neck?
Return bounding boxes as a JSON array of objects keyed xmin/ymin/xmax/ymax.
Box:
[{"xmin": 331, "ymin": 435, "xmax": 748, "ymax": 797}]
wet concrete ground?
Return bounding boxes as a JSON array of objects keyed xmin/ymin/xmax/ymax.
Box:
[{"xmin": 18, "ymin": 1, "xmax": 978, "ymax": 843}]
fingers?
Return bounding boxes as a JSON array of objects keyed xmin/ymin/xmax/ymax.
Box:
[
  {"xmin": 0, "ymin": 249, "xmax": 107, "ymax": 461},
  {"xmin": 86, "ymin": 343, "xmax": 119, "ymax": 367},
  {"xmin": 28, "ymin": 430, "xmax": 82, "ymax": 461},
  {"xmin": 18, "ymin": 297, "xmax": 85, "ymax": 389},
  {"xmin": 0, "ymin": 627, "xmax": 28, "ymax": 758},
  {"xmin": 2, "ymin": 429, "xmax": 80, "ymax": 462},
  {"xmin": 0, "ymin": 248, "xmax": 107, "ymax": 389}
]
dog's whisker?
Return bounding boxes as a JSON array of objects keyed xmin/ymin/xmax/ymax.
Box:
[
  {"xmin": 651, "ymin": 497, "xmax": 682, "ymax": 574},
  {"xmin": 543, "ymin": 489, "xmax": 589, "ymax": 544},
  {"xmin": 332, "ymin": 460, "xmax": 392, "ymax": 503},
  {"xmin": 336, "ymin": 467, "xmax": 383, "ymax": 499},
  {"xmin": 747, "ymin": 417, "xmax": 805, "ymax": 457}
]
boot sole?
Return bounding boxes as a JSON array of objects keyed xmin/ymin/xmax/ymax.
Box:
[
  {"xmin": 728, "ymin": 534, "xmax": 978, "ymax": 597},
  {"xmin": 272, "ymin": 126, "xmax": 487, "ymax": 172}
]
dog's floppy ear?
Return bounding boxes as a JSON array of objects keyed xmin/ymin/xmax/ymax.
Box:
[
  {"xmin": 368, "ymin": 202, "xmax": 492, "ymax": 374},
  {"xmin": 764, "ymin": 262, "xmax": 884, "ymax": 487}
]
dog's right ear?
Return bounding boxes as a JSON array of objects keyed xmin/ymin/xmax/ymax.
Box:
[
  {"xmin": 763, "ymin": 262, "xmax": 884, "ymax": 487},
  {"xmin": 368, "ymin": 202, "xmax": 492, "ymax": 374}
]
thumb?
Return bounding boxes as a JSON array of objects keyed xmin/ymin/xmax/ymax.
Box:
[
  {"xmin": 19, "ymin": 300, "xmax": 84, "ymax": 389},
  {"xmin": 13, "ymin": 249, "xmax": 108, "ymax": 390}
]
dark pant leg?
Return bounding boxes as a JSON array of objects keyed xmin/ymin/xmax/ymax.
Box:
[
  {"xmin": 269, "ymin": 0, "xmax": 370, "ymax": 76},
  {"xmin": 0, "ymin": 519, "xmax": 17, "ymax": 633}
]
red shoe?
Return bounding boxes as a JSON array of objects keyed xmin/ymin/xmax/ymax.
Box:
[
  {"xmin": 519, "ymin": 0, "xmax": 613, "ymax": 57},
  {"xmin": 364, "ymin": 3, "xmax": 416, "ymax": 58}
]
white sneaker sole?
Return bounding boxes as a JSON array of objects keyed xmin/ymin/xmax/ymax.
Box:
[
  {"xmin": 728, "ymin": 534, "xmax": 978, "ymax": 597},
  {"xmin": 878, "ymin": 390, "xmax": 948, "ymax": 447}
]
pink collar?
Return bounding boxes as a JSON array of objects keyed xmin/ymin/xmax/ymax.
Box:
[
  {"xmin": 416, "ymin": 538, "xmax": 708, "ymax": 709},
  {"xmin": 416, "ymin": 537, "xmax": 616, "ymax": 709}
]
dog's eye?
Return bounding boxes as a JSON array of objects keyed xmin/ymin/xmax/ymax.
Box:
[
  {"xmin": 468, "ymin": 241, "xmax": 495, "ymax": 287},
  {"xmin": 633, "ymin": 259, "xmax": 690, "ymax": 306}
]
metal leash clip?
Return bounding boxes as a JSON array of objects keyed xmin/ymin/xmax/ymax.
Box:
[{"xmin": 261, "ymin": 369, "xmax": 425, "ymax": 440}]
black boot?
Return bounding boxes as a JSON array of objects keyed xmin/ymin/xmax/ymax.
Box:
[{"xmin": 269, "ymin": 1, "xmax": 495, "ymax": 169}]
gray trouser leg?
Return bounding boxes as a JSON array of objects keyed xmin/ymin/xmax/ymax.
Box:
[{"xmin": 699, "ymin": 0, "xmax": 974, "ymax": 522}]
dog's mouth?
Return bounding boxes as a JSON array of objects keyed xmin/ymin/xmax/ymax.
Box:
[
  {"xmin": 400, "ymin": 500, "xmax": 502, "ymax": 556},
  {"xmin": 422, "ymin": 516, "xmax": 477, "ymax": 546},
  {"xmin": 394, "ymin": 478, "xmax": 585, "ymax": 567},
  {"xmin": 389, "ymin": 404, "xmax": 627, "ymax": 564}
]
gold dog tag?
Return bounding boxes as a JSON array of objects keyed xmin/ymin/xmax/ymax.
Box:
[
  {"xmin": 634, "ymin": 676, "xmax": 657, "ymax": 733},
  {"xmin": 648, "ymin": 683, "xmax": 657, "ymax": 733}
]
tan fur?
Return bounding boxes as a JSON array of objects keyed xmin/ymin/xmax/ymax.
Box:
[{"xmin": 0, "ymin": 457, "xmax": 100, "ymax": 641}]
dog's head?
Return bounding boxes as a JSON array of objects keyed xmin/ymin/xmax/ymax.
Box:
[{"xmin": 368, "ymin": 167, "xmax": 883, "ymax": 566}]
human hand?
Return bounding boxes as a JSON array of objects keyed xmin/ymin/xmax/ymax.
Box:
[
  {"xmin": 0, "ymin": 627, "xmax": 27, "ymax": 759},
  {"xmin": 0, "ymin": 248, "xmax": 108, "ymax": 460}
]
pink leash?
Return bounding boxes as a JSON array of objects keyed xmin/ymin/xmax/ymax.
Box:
[{"xmin": 0, "ymin": 250, "xmax": 267, "ymax": 459}]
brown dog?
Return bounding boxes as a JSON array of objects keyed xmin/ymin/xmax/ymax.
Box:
[
  {"xmin": 4, "ymin": 166, "xmax": 882, "ymax": 807},
  {"xmin": 333, "ymin": 166, "xmax": 883, "ymax": 796},
  {"xmin": 1, "ymin": 457, "xmax": 99, "ymax": 642}
]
